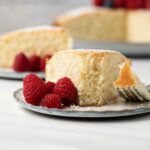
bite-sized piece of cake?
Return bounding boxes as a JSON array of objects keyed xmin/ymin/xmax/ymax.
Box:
[
  {"xmin": 127, "ymin": 10, "xmax": 150, "ymax": 43},
  {"xmin": 114, "ymin": 60, "xmax": 150, "ymax": 101},
  {"xmin": 0, "ymin": 26, "xmax": 73, "ymax": 68},
  {"xmin": 54, "ymin": 7, "xmax": 126, "ymax": 42},
  {"xmin": 114, "ymin": 60, "xmax": 134, "ymax": 87},
  {"xmin": 46, "ymin": 49, "xmax": 127, "ymax": 106}
]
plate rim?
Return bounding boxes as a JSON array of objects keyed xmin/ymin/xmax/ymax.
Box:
[
  {"xmin": 13, "ymin": 88, "xmax": 150, "ymax": 118},
  {"xmin": 0, "ymin": 68, "xmax": 44, "ymax": 80}
]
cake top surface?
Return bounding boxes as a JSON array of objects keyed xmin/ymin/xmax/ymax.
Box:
[
  {"xmin": 55, "ymin": 6, "xmax": 124, "ymax": 19},
  {"xmin": 55, "ymin": 49, "xmax": 121, "ymax": 54},
  {"xmin": 1, "ymin": 25, "xmax": 66, "ymax": 37},
  {"xmin": 47, "ymin": 49, "xmax": 125, "ymax": 61},
  {"xmin": 16, "ymin": 25, "xmax": 64, "ymax": 32},
  {"xmin": 55, "ymin": 6, "xmax": 150, "ymax": 23},
  {"xmin": 47, "ymin": 49, "xmax": 126, "ymax": 65},
  {"xmin": 60, "ymin": 6, "xmax": 99, "ymax": 17}
]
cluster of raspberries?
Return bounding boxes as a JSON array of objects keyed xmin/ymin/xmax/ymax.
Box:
[
  {"xmin": 13, "ymin": 53, "xmax": 52, "ymax": 72},
  {"xmin": 93, "ymin": 0, "xmax": 150, "ymax": 9},
  {"xmin": 23, "ymin": 74, "xmax": 78, "ymax": 108}
]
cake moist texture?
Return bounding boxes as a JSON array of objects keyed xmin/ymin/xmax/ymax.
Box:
[{"xmin": 46, "ymin": 49, "xmax": 127, "ymax": 106}]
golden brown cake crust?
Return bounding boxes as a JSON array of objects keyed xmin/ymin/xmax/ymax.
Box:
[
  {"xmin": 48, "ymin": 49, "xmax": 122, "ymax": 60},
  {"xmin": 114, "ymin": 60, "xmax": 135, "ymax": 87}
]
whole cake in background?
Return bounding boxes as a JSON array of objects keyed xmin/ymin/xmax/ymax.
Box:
[
  {"xmin": 0, "ymin": 26, "xmax": 73, "ymax": 72},
  {"xmin": 54, "ymin": 0, "xmax": 150, "ymax": 43}
]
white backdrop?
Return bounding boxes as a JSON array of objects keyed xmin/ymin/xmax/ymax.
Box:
[{"xmin": 0, "ymin": 0, "xmax": 90, "ymax": 34}]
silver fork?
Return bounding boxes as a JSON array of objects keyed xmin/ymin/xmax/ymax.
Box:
[{"xmin": 116, "ymin": 85, "xmax": 150, "ymax": 102}]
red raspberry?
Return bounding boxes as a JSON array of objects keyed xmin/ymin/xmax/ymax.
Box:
[
  {"xmin": 93, "ymin": 0, "xmax": 103, "ymax": 6},
  {"xmin": 125, "ymin": 0, "xmax": 144, "ymax": 9},
  {"xmin": 13, "ymin": 53, "xmax": 31, "ymax": 72},
  {"xmin": 23, "ymin": 74, "xmax": 48, "ymax": 105},
  {"xmin": 29, "ymin": 55, "xmax": 41, "ymax": 72},
  {"xmin": 53, "ymin": 77, "xmax": 78, "ymax": 106},
  {"xmin": 145, "ymin": 0, "xmax": 150, "ymax": 8},
  {"xmin": 40, "ymin": 94, "xmax": 61, "ymax": 108},
  {"xmin": 40, "ymin": 54, "xmax": 52, "ymax": 72},
  {"xmin": 114, "ymin": 0, "xmax": 125, "ymax": 8},
  {"xmin": 46, "ymin": 81, "xmax": 55, "ymax": 93}
]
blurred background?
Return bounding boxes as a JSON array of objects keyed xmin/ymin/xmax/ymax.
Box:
[
  {"xmin": 0, "ymin": 0, "xmax": 90, "ymax": 34},
  {"xmin": 1, "ymin": 0, "xmax": 150, "ymax": 56}
]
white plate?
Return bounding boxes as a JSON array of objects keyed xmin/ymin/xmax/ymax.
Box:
[
  {"xmin": 0, "ymin": 68, "xmax": 44, "ymax": 80},
  {"xmin": 75, "ymin": 40, "xmax": 150, "ymax": 56},
  {"xmin": 13, "ymin": 86, "xmax": 150, "ymax": 118}
]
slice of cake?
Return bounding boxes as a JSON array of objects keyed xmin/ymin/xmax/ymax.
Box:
[
  {"xmin": 46, "ymin": 49, "xmax": 127, "ymax": 106},
  {"xmin": 54, "ymin": 7, "xmax": 126, "ymax": 42},
  {"xmin": 114, "ymin": 60, "xmax": 150, "ymax": 101},
  {"xmin": 0, "ymin": 26, "xmax": 73, "ymax": 68}
]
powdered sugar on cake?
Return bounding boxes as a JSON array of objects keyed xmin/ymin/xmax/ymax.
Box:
[
  {"xmin": 73, "ymin": 49, "xmax": 121, "ymax": 53},
  {"xmin": 58, "ymin": 6, "xmax": 101, "ymax": 18},
  {"xmin": 7, "ymin": 25, "xmax": 64, "ymax": 35}
]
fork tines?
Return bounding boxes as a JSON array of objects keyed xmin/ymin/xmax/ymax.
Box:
[{"xmin": 117, "ymin": 87, "xmax": 149, "ymax": 102}]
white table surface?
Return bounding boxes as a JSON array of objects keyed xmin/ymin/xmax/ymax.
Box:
[
  {"xmin": 0, "ymin": 59, "xmax": 150, "ymax": 150},
  {"xmin": 0, "ymin": 0, "xmax": 149, "ymax": 149}
]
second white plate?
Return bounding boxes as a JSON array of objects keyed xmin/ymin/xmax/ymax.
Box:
[{"xmin": 0, "ymin": 68, "xmax": 44, "ymax": 80}]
